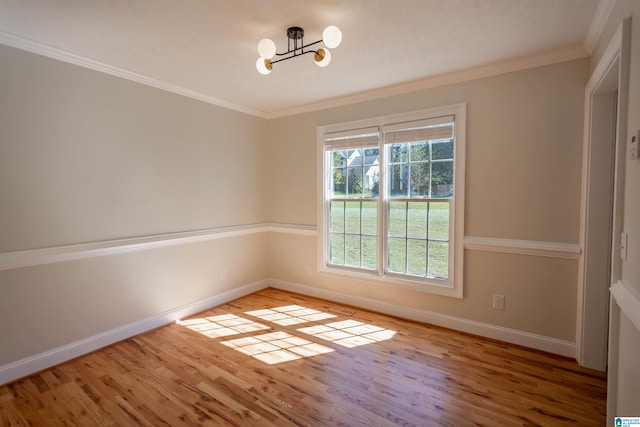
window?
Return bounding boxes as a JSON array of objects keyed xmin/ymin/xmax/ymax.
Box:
[{"xmin": 318, "ymin": 104, "xmax": 465, "ymax": 297}]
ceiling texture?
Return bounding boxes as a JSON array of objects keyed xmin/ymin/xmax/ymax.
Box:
[{"xmin": 0, "ymin": 0, "xmax": 610, "ymax": 118}]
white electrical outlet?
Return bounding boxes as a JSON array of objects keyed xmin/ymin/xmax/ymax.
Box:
[
  {"xmin": 493, "ymin": 294, "xmax": 505, "ymax": 310},
  {"xmin": 220, "ymin": 269, "xmax": 228, "ymax": 281},
  {"xmin": 631, "ymin": 131, "xmax": 639, "ymax": 160},
  {"xmin": 305, "ymin": 264, "xmax": 311, "ymax": 274}
]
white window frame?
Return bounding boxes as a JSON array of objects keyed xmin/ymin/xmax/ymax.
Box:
[{"xmin": 317, "ymin": 104, "xmax": 466, "ymax": 298}]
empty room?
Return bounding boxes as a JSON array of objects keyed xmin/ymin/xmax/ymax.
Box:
[{"xmin": 1, "ymin": 0, "xmax": 639, "ymax": 425}]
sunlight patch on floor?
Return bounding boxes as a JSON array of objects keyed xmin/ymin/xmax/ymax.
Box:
[
  {"xmin": 298, "ymin": 319, "xmax": 396, "ymax": 348},
  {"xmin": 177, "ymin": 304, "xmax": 396, "ymax": 364},
  {"xmin": 176, "ymin": 314, "xmax": 270, "ymax": 338},
  {"xmin": 221, "ymin": 331, "xmax": 334, "ymax": 365},
  {"xmin": 245, "ymin": 305, "xmax": 337, "ymax": 326}
]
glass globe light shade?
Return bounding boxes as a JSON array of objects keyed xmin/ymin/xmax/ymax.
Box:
[
  {"xmin": 314, "ymin": 48, "xmax": 331, "ymax": 67},
  {"xmin": 256, "ymin": 57, "xmax": 272, "ymax": 75},
  {"xmin": 322, "ymin": 26, "xmax": 342, "ymax": 49},
  {"xmin": 257, "ymin": 38, "xmax": 276, "ymax": 59}
]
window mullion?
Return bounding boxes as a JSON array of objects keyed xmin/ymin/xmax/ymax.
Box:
[
  {"xmin": 342, "ymin": 202, "xmax": 347, "ymax": 265},
  {"xmin": 407, "ymin": 160, "xmax": 412, "ymax": 198},
  {"xmin": 427, "ymin": 143, "xmax": 433, "ymax": 275},
  {"xmin": 361, "ymin": 160, "xmax": 366, "ymax": 268},
  {"xmin": 379, "ymin": 136, "xmax": 386, "ymax": 277},
  {"xmin": 359, "ymin": 200, "xmax": 363, "ymax": 267},
  {"xmin": 404, "ymin": 200, "xmax": 409, "ymax": 274},
  {"xmin": 426, "ymin": 201, "xmax": 430, "ymax": 277},
  {"xmin": 428, "ymin": 142, "xmax": 433, "ymax": 199}
]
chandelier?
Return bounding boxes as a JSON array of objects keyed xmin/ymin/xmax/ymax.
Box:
[{"xmin": 256, "ymin": 25, "xmax": 342, "ymax": 75}]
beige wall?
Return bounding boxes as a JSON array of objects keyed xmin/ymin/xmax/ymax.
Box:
[
  {"xmin": 266, "ymin": 58, "xmax": 588, "ymax": 341},
  {"xmin": 594, "ymin": 0, "xmax": 640, "ymax": 418},
  {"xmin": 0, "ymin": 45, "xmax": 268, "ymax": 368},
  {"xmin": 0, "ymin": 45, "xmax": 267, "ymax": 252}
]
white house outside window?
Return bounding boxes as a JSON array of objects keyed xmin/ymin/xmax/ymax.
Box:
[{"xmin": 317, "ymin": 104, "xmax": 466, "ymax": 298}]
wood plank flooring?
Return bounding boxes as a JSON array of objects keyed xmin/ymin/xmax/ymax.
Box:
[{"xmin": 0, "ymin": 288, "xmax": 607, "ymax": 426}]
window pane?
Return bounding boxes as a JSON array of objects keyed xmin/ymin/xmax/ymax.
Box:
[
  {"xmin": 330, "ymin": 233, "xmax": 345, "ymax": 264},
  {"xmin": 330, "ymin": 201, "xmax": 344, "ymax": 233},
  {"xmin": 345, "ymin": 202, "xmax": 360, "ymax": 234},
  {"xmin": 389, "ymin": 144, "xmax": 408, "ymax": 163},
  {"xmin": 388, "ymin": 238, "xmax": 406, "ymax": 273},
  {"xmin": 364, "ymin": 165, "xmax": 380, "ymax": 199},
  {"xmin": 345, "ymin": 235, "xmax": 361, "ymax": 267},
  {"xmin": 410, "ymin": 142, "xmax": 429, "ymax": 161},
  {"xmin": 331, "ymin": 150, "xmax": 347, "ymax": 197},
  {"xmin": 410, "ymin": 162, "xmax": 430, "ymax": 197},
  {"xmin": 388, "ymin": 201, "xmax": 406, "ymax": 237},
  {"xmin": 432, "ymin": 139, "xmax": 453, "ymax": 160},
  {"xmin": 389, "ymin": 164, "xmax": 408, "ymax": 198},
  {"xmin": 364, "ymin": 148, "xmax": 379, "ymax": 164},
  {"xmin": 407, "ymin": 202, "xmax": 427, "ymax": 239},
  {"xmin": 359, "ymin": 148, "xmax": 380, "ymax": 199},
  {"xmin": 428, "ymin": 202, "xmax": 449, "ymax": 240},
  {"xmin": 348, "ymin": 148, "xmax": 363, "ymax": 166},
  {"xmin": 346, "ymin": 167, "xmax": 364, "ymax": 198},
  {"xmin": 428, "ymin": 241, "xmax": 448, "ymax": 279},
  {"xmin": 407, "ymin": 239, "xmax": 427, "ymax": 276},
  {"xmin": 332, "ymin": 150, "xmax": 347, "ymax": 167},
  {"xmin": 362, "ymin": 236, "xmax": 377, "ymax": 269},
  {"xmin": 331, "ymin": 168, "xmax": 346, "ymax": 197},
  {"xmin": 431, "ymin": 161, "xmax": 453, "ymax": 198},
  {"xmin": 362, "ymin": 202, "xmax": 377, "ymax": 235}
]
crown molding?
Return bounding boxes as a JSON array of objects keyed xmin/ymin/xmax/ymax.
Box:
[
  {"xmin": 584, "ymin": 0, "xmax": 617, "ymax": 54},
  {"xmin": 0, "ymin": 30, "xmax": 268, "ymax": 119}
]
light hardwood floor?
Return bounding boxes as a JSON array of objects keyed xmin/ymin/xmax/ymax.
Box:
[{"xmin": 0, "ymin": 288, "xmax": 606, "ymax": 426}]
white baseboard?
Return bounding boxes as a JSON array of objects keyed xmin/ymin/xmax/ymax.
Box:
[
  {"xmin": 0, "ymin": 280, "xmax": 269, "ymax": 386},
  {"xmin": 269, "ymin": 278, "xmax": 576, "ymax": 358}
]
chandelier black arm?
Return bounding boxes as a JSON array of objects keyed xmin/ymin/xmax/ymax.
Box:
[
  {"xmin": 274, "ymin": 39, "xmax": 323, "ymax": 57},
  {"xmin": 270, "ymin": 49, "xmax": 319, "ymax": 65}
]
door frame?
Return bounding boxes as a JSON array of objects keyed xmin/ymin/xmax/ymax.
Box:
[{"xmin": 576, "ymin": 19, "xmax": 630, "ymax": 371}]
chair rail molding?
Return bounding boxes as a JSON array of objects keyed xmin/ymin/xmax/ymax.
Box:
[
  {"xmin": 0, "ymin": 223, "xmax": 316, "ymax": 271},
  {"xmin": 610, "ymin": 280, "xmax": 640, "ymax": 333},
  {"xmin": 463, "ymin": 236, "xmax": 581, "ymax": 260}
]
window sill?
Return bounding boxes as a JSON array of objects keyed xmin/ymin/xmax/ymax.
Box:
[{"xmin": 318, "ymin": 265, "xmax": 462, "ymax": 298}]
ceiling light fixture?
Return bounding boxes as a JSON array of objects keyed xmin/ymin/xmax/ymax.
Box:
[{"xmin": 256, "ymin": 25, "xmax": 342, "ymax": 75}]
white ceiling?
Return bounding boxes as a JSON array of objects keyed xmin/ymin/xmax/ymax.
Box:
[{"xmin": 0, "ymin": 0, "xmax": 606, "ymax": 118}]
